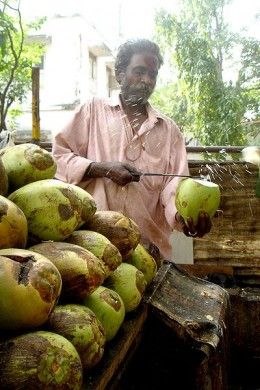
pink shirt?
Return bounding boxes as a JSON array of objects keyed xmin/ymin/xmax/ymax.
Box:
[{"xmin": 52, "ymin": 94, "xmax": 189, "ymax": 259}]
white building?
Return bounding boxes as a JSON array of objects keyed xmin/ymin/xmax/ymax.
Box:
[{"xmin": 15, "ymin": 13, "xmax": 118, "ymax": 141}]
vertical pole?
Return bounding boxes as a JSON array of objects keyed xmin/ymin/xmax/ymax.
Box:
[{"xmin": 32, "ymin": 66, "xmax": 40, "ymax": 141}]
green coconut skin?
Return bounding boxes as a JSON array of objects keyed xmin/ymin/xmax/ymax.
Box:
[
  {"xmin": 125, "ymin": 243, "xmax": 157, "ymax": 285},
  {"xmin": 29, "ymin": 241, "xmax": 106, "ymax": 301},
  {"xmin": 1, "ymin": 143, "xmax": 57, "ymax": 191},
  {"xmin": 83, "ymin": 286, "xmax": 125, "ymax": 342},
  {"xmin": 0, "ymin": 157, "xmax": 8, "ymax": 196},
  {"xmin": 8, "ymin": 179, "xmax": 96, "ymax": 242},
  {"xmin": 0, "ymin": 249, "xmax": 62, "ymax": 331},
  {"xmin": 84, "ymin": 211, "xmax": 141, "ymax": 258},
  {"xmin": 66, "ymin": 230, "xmax": 122, "ymax": 278},
  {"xmin": 47, "ymin": 304, "xmax": 106, "ymax": 370},
  {"xmin": 71, "ymin": 186, "xmax": 97, "ymax": 228},
  {"xmin": 175, "ymin": 178, "xmax": 221, "ymax": 225},
  {"xmin": 0, "ymin": 195, "xmax": 28, "ymax": 249},
  {"xmin": 105, "ymin": 263, "xmax": 147, "ymax": 313},
  {"xmin": 0, "ymin": 331, "xmax": 83, "ymax": 389}
]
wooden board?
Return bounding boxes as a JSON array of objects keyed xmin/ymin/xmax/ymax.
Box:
[{"xmin": 189, "ymin": 162, "xmax": 260, "ymax": 267}]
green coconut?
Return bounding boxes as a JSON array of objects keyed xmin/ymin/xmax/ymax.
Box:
[
  {"xmin": 84, "ymin": 210, "xmax": 141, "ymax": 258},
  {"xmin": 29, "ymin": 241, "xmax": 106, "ymax": 301},
  {"xmin": 8, "ymin": 179, "xmax": 96, "ymax": 242},
  {"xmin": 125, "ymin": 243, "xmax": 157, "ymax": 285},
  {"xmin": 0, "ymin": 195, "xmax": 28, "ymax": 249},
  {"xmin": 0, "ymin": 331, "xmax": 83, "ymax": 389},
  {"xmin": 175, "ymin": 178, "xmax": 221, "ymax": 225},
  {"xmin": 83, "ymin": 286, "xmax": 125, "ymax": 342},
  {"xmin": 105, "ymin": 263, "xmax": 147, "ymax": 313},
  {"xmin": 0, "ymin": 157, "xmax": 8, "ymax": 196},
  {"xmin": 47, "ymin": 304, "xmax": 106, "ymax": 370},
  {"xmin": 1, "ymin": 143, "xmax": 57, "ymax": 191},
  {"xmin": 66, "ymin": 230, "xmax": 122, "ymax": 278},
  {"xmin": 71, "ymin": 185, "xmax": 98, "ymax": 228},
  {"xmin": 0, "ymin": 248, "xmax": 62, "ymax": 331}
]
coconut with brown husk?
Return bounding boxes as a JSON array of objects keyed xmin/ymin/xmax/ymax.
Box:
[
  {"xmin": 8, "ymin": 179, "xmax": 96, "ymax": 242},
  {"xmin": 0, "ymin": 196, "xmax": 28, "ymax": 249},
  {"xmin": 0, "ymin": 331, "xmax": 83, "ymax": 389},
  {"xmin": 66, "ymin": 230, "xmax": 122, "ymax": 278},
  {"xmin": 29, "ymin": 241, "xmax": 106, "ymax": 301},
  {"xmin": 0, "ymin": 157, "xmax": 8, "ymax": 196},
  {"xmin": 84, "ymin": 210, "xmax": 141, "ymax": 258},
  {"xmin": 0, "ymin": 248, "xmax": 62, "ymax": 331},
  {"xmin": 47, "ymin": 304, "xmax": 106, "ymax": 370},
  {"xmin": 1, "ymin": 143, "xmax": 57, "ymax": 191}
]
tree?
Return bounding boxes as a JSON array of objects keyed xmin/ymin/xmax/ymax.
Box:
[
  {"xmin": 152, "ymin": 0, "xmax": 260, "ymax": 146},
  {"xmin": 0, "ymin": 0, "xmax": 45, "ymax": 133}
]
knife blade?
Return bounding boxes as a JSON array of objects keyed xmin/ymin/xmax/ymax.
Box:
[{"xmin": 133, "ymin": 173, "xmax": 204, "ymax": 179}]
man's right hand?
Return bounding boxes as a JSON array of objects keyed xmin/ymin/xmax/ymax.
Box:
[{"xmin": 85, "ymin": 162, "xmax": 142, "ymax": 186}]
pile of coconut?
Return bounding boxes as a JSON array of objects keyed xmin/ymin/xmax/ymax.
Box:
[{"xmin": 0, "ymin": 143, "xmax": 158, "ymax": 389}]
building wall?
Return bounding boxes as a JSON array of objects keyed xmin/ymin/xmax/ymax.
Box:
[{"xmin": 14, "ymin": 14, "xmax": 116, "ymax": 138}]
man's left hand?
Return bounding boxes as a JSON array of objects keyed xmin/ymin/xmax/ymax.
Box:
[{"xmin": 175, "ymin": 211, "xmax": 212, "ymax": 238}]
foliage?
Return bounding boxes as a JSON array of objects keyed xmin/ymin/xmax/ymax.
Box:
[
  {"xmin": 152, "ymin": 82, "xmax": 188, "ymax": 130},
  {"xmin": 0, "ymin": 0, "xmax": 45, "ymax": 132},
  {"xmin": 237, "ymin": 37, "xmax": 260, "ymax": 142},
  {"xmin": 152, "ymin": 0, "xmax": 260, "ymax": 146}
]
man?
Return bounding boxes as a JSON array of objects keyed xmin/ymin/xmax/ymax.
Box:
[{"xmin": 52, "ymin": 39, "xmax": 211, "ymax": 261}]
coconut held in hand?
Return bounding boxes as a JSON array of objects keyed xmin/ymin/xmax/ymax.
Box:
[{"xmin": 175, "ymin": 178, "xmax": 221, "ymax": 225}]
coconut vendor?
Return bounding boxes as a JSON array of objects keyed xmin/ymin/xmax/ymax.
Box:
[{"xmin": 52, "ymin": 38, "xmax": 212, "ymax": 262}]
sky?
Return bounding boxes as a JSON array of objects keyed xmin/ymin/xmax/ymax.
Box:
[{"xmin": 20, "ymin": 0, "xmax": 260, "ymax": 47}]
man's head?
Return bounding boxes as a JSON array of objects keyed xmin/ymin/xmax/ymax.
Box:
[{"xmin": 115, "ymin": 39, "xmax": 163, "ymax": 105}]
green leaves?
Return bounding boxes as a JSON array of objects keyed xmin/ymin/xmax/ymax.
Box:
[
  {"xmin": 153, "ymin": 0, "xmax": 259, "ymax": 146},
  {"xmin": 0, "ymin": 0, "xmax": 45, "ymax": 131}
]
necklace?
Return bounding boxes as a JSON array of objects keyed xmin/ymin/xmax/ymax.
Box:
[{"xmin": 124, "ymin": 113, "xmax": 147, "ymax": 162}]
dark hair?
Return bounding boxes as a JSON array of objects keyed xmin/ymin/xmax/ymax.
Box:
[{"xmin": 115, "ymin": 39, "xmax": 164, "ymax": 78}]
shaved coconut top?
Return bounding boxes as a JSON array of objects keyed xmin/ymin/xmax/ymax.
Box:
[{"xmin": 192, "ymin": 179, "xmax": 219, "ymax": 187}]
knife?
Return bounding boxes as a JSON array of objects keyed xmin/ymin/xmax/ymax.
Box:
[{"xmin": 132, "ymin": 173, "xmax": 205, "ymax": 179}]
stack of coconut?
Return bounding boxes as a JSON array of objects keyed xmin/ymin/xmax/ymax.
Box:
[{"xmin": 0, "ymin": 143, "xmax": 158, "ymax": 389}]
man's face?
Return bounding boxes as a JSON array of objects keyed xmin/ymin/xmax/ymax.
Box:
[{"xmin": 119, "ymin": 52, "xmax": 159, "ymax": 105}]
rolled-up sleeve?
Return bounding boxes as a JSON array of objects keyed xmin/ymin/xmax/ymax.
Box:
[
  {"xmin": 161, "ymin": 130, "xmax": 189, "ymax": 230},
  {"xmin": 52, "ymin": 104, "xmax": 93, "ymax": 185}
]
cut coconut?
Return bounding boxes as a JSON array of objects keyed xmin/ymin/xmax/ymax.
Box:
[{"xmin": 175, "ymin": 178, "xmax": 221, "ymax": 225}]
